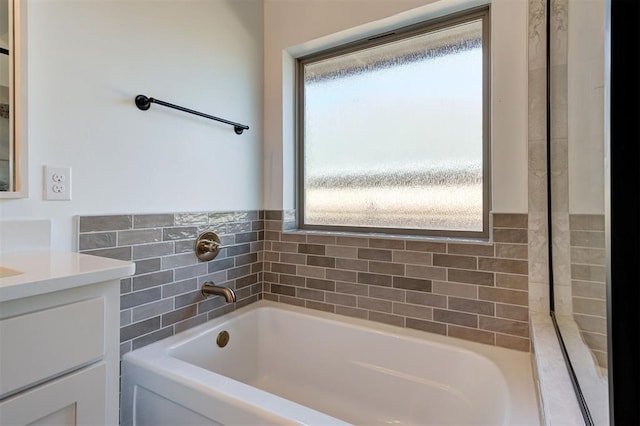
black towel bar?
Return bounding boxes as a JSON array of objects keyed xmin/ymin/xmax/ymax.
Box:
[{"xmin": 135, "ymin": 95, "xmax": 249, "ymax": 135}]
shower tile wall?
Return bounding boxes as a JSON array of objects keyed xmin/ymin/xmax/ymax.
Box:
[
  {"xmin": 263, "ymin": 211, "xmax": 531, "ymax": 351},
  {"xmin": 570, "ymin": 214, "xmax": 607, "ymax": 367},
  {"xmin": 79, "ymin": 210, "xmax": 530, "ymax": 353},
  {"xmin": 77, "ymin": 211, "xmax": 264, "ymax": 356}
]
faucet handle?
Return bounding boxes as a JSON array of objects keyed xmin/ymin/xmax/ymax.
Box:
[
  {"xmin": 195, "ymin": 232, "xmax": 228, "ymax": 261},
  {"xmin": 200, "ymin": 239, "xmax": 228, "ymax": 252}
]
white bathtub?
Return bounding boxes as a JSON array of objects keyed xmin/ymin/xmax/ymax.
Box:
[{"xmin": 121, "ymin": 301, "xmax": 540, "ymax": 425}]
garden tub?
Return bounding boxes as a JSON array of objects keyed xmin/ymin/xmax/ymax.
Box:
[{"xmin": 121, "ymin": 300, "xmax": 539, "ymax": 425}]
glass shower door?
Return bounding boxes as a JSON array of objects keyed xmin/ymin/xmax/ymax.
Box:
[{"xmin": 548, "ymin": 0, "xmax": 609, "ymax": 424}]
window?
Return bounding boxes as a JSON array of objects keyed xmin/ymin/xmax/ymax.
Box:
[{"xmin": 297, "ymin": 7, "xmax": 490, "ymax": 238}]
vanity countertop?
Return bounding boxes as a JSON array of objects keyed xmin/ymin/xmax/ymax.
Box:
[{"xmin": 0, "ymin": 251, "xmax": 135, "ymax": 303}]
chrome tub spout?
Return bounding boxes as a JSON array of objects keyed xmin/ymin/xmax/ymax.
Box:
[{"xmin": 201, "ymin": 282, "xmax": 236, "ymax": 303}]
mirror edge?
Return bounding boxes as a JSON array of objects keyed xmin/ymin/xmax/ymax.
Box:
[{"xmin": 0, "ymin": 0, "xmax": 27, "ymax": 199}]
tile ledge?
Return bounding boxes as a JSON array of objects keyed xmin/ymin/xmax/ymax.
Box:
[
  {"xmin": 282, "ymin": 229, "xmax": 491, "ymax": 245},
  {"xmin": 530, "ymin": 313, "xmax": 586, "ymax": 426}
]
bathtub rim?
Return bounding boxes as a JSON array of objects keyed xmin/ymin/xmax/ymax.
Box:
[{"xmin": 122, "ymin": 299, "xmax": 540, "ymax": 425}]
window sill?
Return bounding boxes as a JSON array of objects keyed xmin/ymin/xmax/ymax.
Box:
[{"xmin": 282, "ymin": 228, "xmax": 491, "ymax": 245}]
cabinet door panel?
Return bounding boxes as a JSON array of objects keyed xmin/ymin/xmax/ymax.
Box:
[
  {"xmin": 0, "ymin": 297, "xmax": 105, "ymax": 398},
  {"xmin": 0, "ymin": 363, "xmax": 106, "ymax": 426},
  {"xmin": 28, "ymin": 404, "xmax": 76, "ymax": 426}
]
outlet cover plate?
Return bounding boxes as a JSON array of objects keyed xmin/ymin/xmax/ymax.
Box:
[{"xmin": 44, "ymin": 166, "xmax": 72, "ymax": 201}]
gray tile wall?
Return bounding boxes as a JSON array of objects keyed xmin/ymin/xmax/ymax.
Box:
[
  {"xmin": 78, "ymin": 211, "xmax": 264, "ymax": 356},
  {"xmin": 263, "ymin": 211, "xmax": 531, "ymax": 351},
  {"xmin": 570, "ymin": 214, "xmax": 607, "ymax": 367},
  {"xmin": 79, "ymin": 210, "xmax": 531, "ymax": 354}
]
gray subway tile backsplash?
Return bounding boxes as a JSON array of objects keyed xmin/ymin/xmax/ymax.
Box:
[
  {"xmin": 569, "ymin": 214, "xmax": 605, "ymax": 231},
  {"xmin": 392, "ymin": 302, "xmax": 433, "ymax": 320},
  {"xmin": 406, "ymin": 317, "xmax": 447, "ymax": 335},
  {"xmin": 132, "ymin": 270, "xmax": 174, "ymax": 291},
  {"xmin": 392, "ymin": 276, "xmax": 432, "ymax": 292},
  {"xmin": 405, "ymin": 291, "xmax": 447, "ymax": 308},
  {"xmin": 569, "ymin": 214, "xmax": 606, "ymax": 367},
  {"xmin": 478, "ymin": 257, "xmax": 528, "ymax": 275},
  {"xmin": 79, "ymin": 210, "xmax": 263, "ymax": 356},
  {"xmin": 163, "ymin": 227, "xmax": 198, "ymax": 241},
  {"xmin": 175, "ymin": 212, "xmax": 209, "ymax": 225},
  {"xmin": 134, "ymin": 258, "xmax": 162, "ymax": 275},
  {"xmin": 133, "ymin": 214, "xmax": 174, "ymax": 228},
  {"xmin": 392, "ymin": 250, "xmax": 432, "ymax": 265},
  {"xmin": 496, "ymin": 273, "xmax": 528, "ymax": 290},
  {"xmin": 358, "ymin": 272, "xmax": 392, "ymax": 287},
  {"xmin": 358, "ymin": 248, "xmax": 393, "ymax": 262},
  {"xmin": 432, "ymin": 280, "xmax": 478, "ymax": 298},
  {"xmin": 433, "ymin": 309, "xmax": 478, "ymax": 328},
  {"xmin": 447, "ymin": 243, "xmax": 495, "ymax": 257},
  {"xmin": 370, "ymin": 261, "xmax": 404, "ymax": 276},
  {"xmin": 405, "ymin": 264, "xmax": 447, "ymax": 281},
  {"xmin": 120, "ymin": 316, "xmax": 159, "ymax": 342},
  {"xmin": 132, "ymin": 242, "xmax": 174, "ymax": 260},
  {"xmin": 79, "ymin": 232, "xmax": 116, "ymax": 251},
  {"xmin": 493, "ymin": 228, "xmax": 528, "ymax": 244},
  {"xmin": 264, "ymin": 210, "xmax": 283, "ymax": 220},
  {"xmin": 80, "ymin": 215, "xmax": 133, "ymax": 232},
  {"xmin": 448, "ymin": 297, "xmax": 495, "ymax": 316},
  {"xmin": 262, "ymin": 211, "xmax": 530, "ymax": 352},
  {"xmin": 447, "ymin": 269, "xmax": 494, "ymax": 286},
  {"xmin": 433, "ymin": 254, "xmax": 478, "ymax": 269},
  {"xmin": 132, "ymin": 299, "xmax": 174, "ymax": 323},
  {"xmin": 120, "ymin": 277, "xmax": 132, "ymax": 294},
  {"xmin": 369, "ymin": 238, "xmax": 405, "ymax": 250},
  {"xmin": 369, "ymin": 311, "xmax": 404, "ymax": 327},
  {"xmin": 448, "ymin": 324, "xmax": 495, "ymax": 345},
  {"xmin": 132, "ymin": 327, "xmax": 173, "ymax": 351},
  {"xmin": 492, "ymin": 213, "xmax": 528, "ymax": 228},
  {"xmin": 495, "ymin": 243, "xmax": 529, "ymax": 260},
  {"xmin": 118, "ymin": 229, "xmax": 162, "ymax": 246},
  {"xmin": 570, "ymin": 230, "xmax": 605, "ymax": 248},
  {"xmin": 479, "ymin": 286, "xmax": 529, "ymax": 306},
  {"xmin": 479, "ymin": 316, "xmax": 529, "ymax": 338},
  {"xmin": 175, "ymin": 263, "xmax": 208, "ymax": 281},
  {"xmin": 405, "ymin": 240, "xmax": 446, "ymax": 253},
  {"xmin": 80, "ymin": 210, "xmax": 531, "ymax": 354},
  {"xmin": 495, "ymin": 334, "xmax": 530, "ymax": 352},
  {"xmin": 84, "ymin": 246, "xmax": 132, "ymax": 261},
  {"xmin": 120, "ymin": 287, "xmax": 161, "ymax": 310},
  {"xmin": 369, "ymin": 286, "xmax": 404, "ymax": 302}
]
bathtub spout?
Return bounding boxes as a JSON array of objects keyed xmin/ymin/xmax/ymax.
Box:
[{"xmin": 201, "ymin": 282, "xmax": 236, "ymax": 303}]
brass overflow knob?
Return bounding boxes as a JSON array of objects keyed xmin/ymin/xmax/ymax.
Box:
[{"xmin": 217, "ymin": 330, "xmax": 230, "ymax": 348}]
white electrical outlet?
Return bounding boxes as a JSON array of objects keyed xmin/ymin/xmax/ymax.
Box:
[{"xmin": 44, "ymin": 166, "xmax": 72, "ymax": 201}]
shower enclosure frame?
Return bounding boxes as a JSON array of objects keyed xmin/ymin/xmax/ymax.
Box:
[{"xmin": 546, "ymin": 0, "xmax": 640, "ymax": 424}]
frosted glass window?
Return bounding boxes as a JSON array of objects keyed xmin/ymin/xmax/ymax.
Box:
[{"xmin": 299, "ymin": 11, "xmax": 489, "ymax": 236}]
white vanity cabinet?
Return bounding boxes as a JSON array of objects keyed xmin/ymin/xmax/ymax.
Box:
[{"xmin": 0, "ymin": 252, "xmax": 135, "ymax": 426}]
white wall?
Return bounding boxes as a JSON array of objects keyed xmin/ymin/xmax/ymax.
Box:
[
  {"xmin": 0, "ymin": 0, "xmax": 528, "ymax": 250},
  {"xmin": 0, "ymin": 0, "xmax": 264, "ymax": 250},
  {"xmin": 568, "ymin": 0, "xmax": 605, "ymax": 214},
  {"xmin": 263, "ymin": 0, "xmax": 528, "ymax": 214}
]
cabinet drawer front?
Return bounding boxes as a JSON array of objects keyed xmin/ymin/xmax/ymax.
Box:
[
  {"xmin": 0, "ymin": 363, "xmax": 106, "ymax": 425},
  {"xmin": 0, "ymin": 297, "xmax": 105, "ymax": 398}
]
